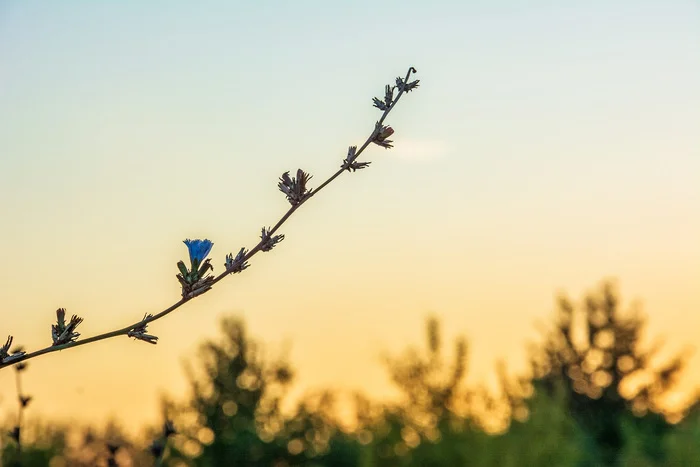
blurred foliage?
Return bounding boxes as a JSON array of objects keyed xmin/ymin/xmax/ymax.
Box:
[
  {"xmin": 529, "ymin": 280, "xmax": 695, "ymax": 466},
  {"xmin": 0, "ymin": 418, "xmax": 153, "ymax": 466},
  {"xmin": 2, "ymin": 279, "xmax": 699, "ymax": 466}
]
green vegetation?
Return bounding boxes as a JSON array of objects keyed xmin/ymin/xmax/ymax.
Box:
[{"xmin": 3, "ymin": 280, "xmax": 699, "ymax": 466}]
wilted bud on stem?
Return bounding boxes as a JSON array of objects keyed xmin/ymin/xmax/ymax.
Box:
[
  {"xmin": 52, "ymin": 309, "xmax": 83, "ymax": 346},
  {"xmin": 128, "ymin": 314, "xmax": 159, "ymax": 345},
  {"xmin": 260, "ymin": 227, "xmax": 284, "ymax": 252},
  {"xmin": 225, "ymin": 248, "xmax": 249, "ymax": 274},
  {"xmin": 372, "ymin": 124, "xmax": 395, "ymax": 149},
  {"xmin": 278, "ymin": 169, "xmax": 313, "ymax": 206}
]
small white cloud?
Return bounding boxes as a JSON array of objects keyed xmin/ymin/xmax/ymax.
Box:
[{"xmin": 385, "ymin": 139, "xmax": 449, "ymax": 162}]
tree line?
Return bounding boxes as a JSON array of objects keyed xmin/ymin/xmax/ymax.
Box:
[{"xmin": 3, "ymin": 280, "xmax": 699, "ymax": 466}]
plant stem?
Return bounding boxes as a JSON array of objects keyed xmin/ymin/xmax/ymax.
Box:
[{"xmin": 0, "ymin": 66, "xmax": 418, "ymax": 371}]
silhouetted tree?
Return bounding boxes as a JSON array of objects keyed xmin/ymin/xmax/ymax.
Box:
[
  {"xmin": 384, "ymin": 316, "xmax": 469, "ymax": 430},
  {"xmin": 360, "ymin": 316, "xmax": 593, "ymax": 466},
  {"xmin": 283, "ymin": 390, "xmax": 361, "ymax": 467},
  {"xmin": 162, "ymin": 316, "xmax": 293, "ymax": 465},
  {"xmin": 362, "ymin": 316, "xmax": 491, "ymax": 466},
  {"xmin": 529, "ymin": 280, "xmax": 692, "ymax": 465},
  {"xmin": 163, "ymin": 316, "xmax": 360, "ymax": 466}
]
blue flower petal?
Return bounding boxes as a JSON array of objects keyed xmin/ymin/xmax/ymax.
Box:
[
  {"xmin": 183, "ymin": 238, "xmax": 214, "ymax": 264},
  {"xmin": 198, "ymin": 239, "xmax": 214, "ymax": 260}
]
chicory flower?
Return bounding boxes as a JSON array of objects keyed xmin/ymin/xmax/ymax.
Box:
[{"xmin": 184, "ymin": 239, "xmax": 213, "ymax": 269}]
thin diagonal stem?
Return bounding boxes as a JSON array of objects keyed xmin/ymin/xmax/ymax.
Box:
[{"xmin": 0, "ymin": 67, "xmax": 418, "ymax": 371}]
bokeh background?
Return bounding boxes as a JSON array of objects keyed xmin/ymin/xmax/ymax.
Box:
[{"xmin": 0, "ymin": 1, "xmax": 698, "ymax": 465}]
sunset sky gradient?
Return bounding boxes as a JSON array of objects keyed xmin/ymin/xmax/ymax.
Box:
[{"xmin": 0, "ymin": 0, "xmax": 698, "ymax": 434}]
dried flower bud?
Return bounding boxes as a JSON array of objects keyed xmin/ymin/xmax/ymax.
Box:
[
  {"xmin": 396, "ymin": 76, "xmax": 420, "ymax": 93},
  {"xmin": 52, "ymin": 309, "xmax": 83, "ymax": 346},
  {"xmin": 260, "ymin": 227, "xmax": 284, "ymax": 252},
  {"xmin": 373, "ymin": 84, "xmax": 396, "ymax": 111},
  {"xmin": 342, "ymin": 160, "xmax": 372, "ymax": 172},
  {"xmin": 0, "ymin": 336, "xmax": 13, "ymax": 362},
  {"xmin": 225, "ymin": 248, "xmax": 249, "ymax": 274},
  {"xmin": 0, "ymin": 336, "xmax": 26, "ymax": 371},
  {"xmin": 341, "ymin": 145, "xmax": 371, "ymax": 172},
  {"xmin": 278, "ymin": 169, "xmax": 313, "ymax": 206},
  {"xmin": 372, "ymin": 124, "xmax": 395, "ymax": 149},
  {"xmin": 128, "ymin": 314, "xmax": 159, "ymax": 345},
  {"xmin": 55, "ymin": 308, "xmax": 65, "ymax": 328},
  {"xmin": 1, "ymin": 352, "xmax": 26, "ymax": 365},
  {"xmin": 372, "ymin": 97, "xmax": 387, "ymax": 111},
  {"xmin": 384, "ymin": 84, "xmax": 395, "ymax": 107},
  {"xmin": 345, "ymin": 146, "xmax": 358, "ymax": 164},
  {"xmin": 378, "ymin": 125, "xmax": 394, "ymax": 139}
]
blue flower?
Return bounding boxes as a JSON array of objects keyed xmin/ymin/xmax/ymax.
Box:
[
  {"xmin": 177, "ymin": 239, "xmax": 215, "ymax": 296},
  {"xmin": 183, "ymin": 239, "xmax": 213, "ymax": 265}
]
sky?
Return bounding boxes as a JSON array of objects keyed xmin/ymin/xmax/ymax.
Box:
[{"xmin": 0, "ymin": 0, "xmax": 698, "ymax": 435}]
